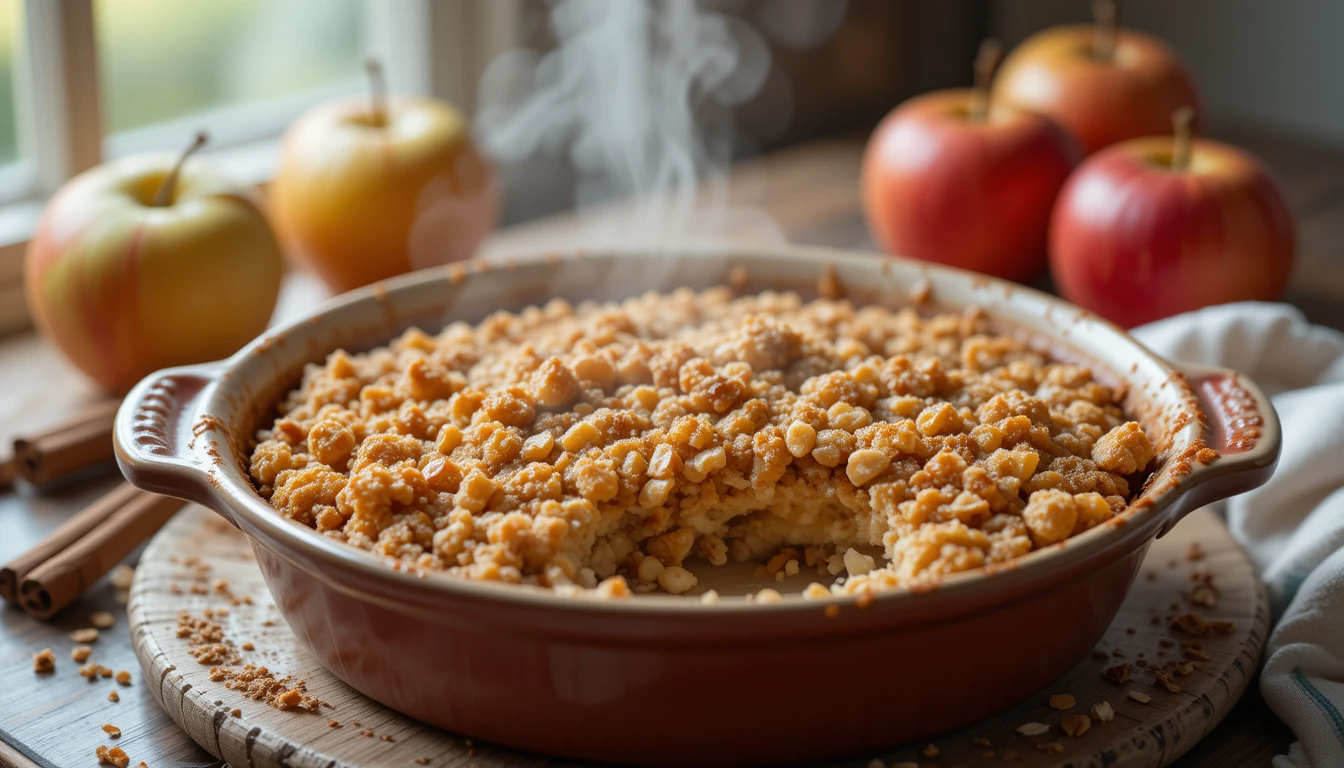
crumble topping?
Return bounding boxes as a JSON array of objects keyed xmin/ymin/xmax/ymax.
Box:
[{"xmin": 249, "ymin": 288, "xmax": 1154, "ymax": 597}]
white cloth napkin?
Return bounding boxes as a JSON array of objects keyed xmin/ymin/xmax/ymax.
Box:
[{"xmin": 1132, "ymin": 302, "xmax": 1344, "ymax": 768}]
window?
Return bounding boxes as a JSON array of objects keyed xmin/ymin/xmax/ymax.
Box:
[
  {"xmin": 0, "ymin": 0, "xmax": 19, "ymax": 167},
  {"xmin": 97, "ymin": 0, "xmax": 366, "ymax": 157}
]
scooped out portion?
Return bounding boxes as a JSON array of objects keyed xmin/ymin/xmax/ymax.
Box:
[{"xmin": 249, "ymin": 286, "xmax": 1155, "ymax": 600}]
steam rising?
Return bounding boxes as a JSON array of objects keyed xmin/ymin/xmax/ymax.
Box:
[{"xmin": 475, "ymin": 0, "xmax": 844, "ymax": 255}]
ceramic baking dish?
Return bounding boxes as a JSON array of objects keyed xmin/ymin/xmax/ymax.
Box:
[{"xmin": 115, "ymin": 248, "xmax": 1279, "ymax": 766}]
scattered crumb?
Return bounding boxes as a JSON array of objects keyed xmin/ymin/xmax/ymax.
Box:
[
  {"xmin": 100, "ymin": 666, "xmax": 113, "ymax": 679},
  {"xmin": 102, "ymin": 724, "xmax": 121, "ymax": 738},
  {"xmin": 414, "ymin": 759, "xmax": 431, "ymax": 766},
  {"xmin": 1145, "ymin": 571, "xmax": 1158, "ymax": 582},
  {"xmin": 116, "ymin": 670, "xmax": 132, "ymax": 685},
  {"xmin": 33, "ymin": 648, "xmax": 55, "ymax": 673},
  {"xmin": 1154, "ymin": 671, "xmax": 1181, "ymax": 693},
  {"xmin": 1136, "ymin": 658, "xmax": 1148, "ymax": 668},
  {"xmin": 1185, "ymin": 646, "xmax": 1211, "ymax": 661},
  {"xmin": 1112, "ymin": 648, "xmax": 1125, "ymax": 657},
  {"xmin": 90, "ymin": 611, "xmax": 116, "ymax": 629},
  {"xmin": 1103, "ymin": 663, "xmax": 1131, "ymax": 684},
  {"xmin": 70, "ymin": 628, "xmax": 99, "ymax": 643},
  {"xmin": 921, "ymin": 744, "xmax": 938, "ymax": 758},
  {"xmin": 361, "ymin": 729, "xmax": 374, "ymax": 738},
  {"xmin": 1036, "ymin": 741, "xmax": 1065, "ymax": 755},
  {"xmin": 971, "ymin": 737, "xmax": 992, "ymax": 748},
  {"xmin": 1185, "ymin": 543, "xmax": 1204, "ymax": 561},
  {"xmin": 727, "ymin": 265, "xmax": 749, "ymax": 294},
  {"xmin": 1128, "ymin": 691, "xmax": 1153, "ymax": 704},
  {"xmin": 1048, "ymin": 693, "xmax": 1076, "ymax": 710},
  {"xmin": 241, "ymin": 642, "xmax": 255, "ymax": 651},
  {"xmin": 1159, "ymin": 638, "xmax": 1175, "ymax": 648},
  {"xmin": 328, "ymin": 720, "xmax": 341, "ymax": 728},
  {"xmin": 1060, "ymin": 714, "xmax": 1090, "ymax": 737},
  {"xmin": 230, "ymin": 709, "xmax": 241, "ymax": 718},
  {"xmin": 824, "ymin": 604, "xmax": 840, "ymax": 619},
  {"xmin": 1016, "ymin": 722, "xmax": 1050, "ymax": 737},
  {"xmin": 380, "ymin": 733, "xmax": 395, "ymax": 742},
  {"xmin": 109, "ymin": 691, "xmax": 120, "ymax": 703},
  {"xmin": 1176, "ymin": 661, "xmax": 1195, "ymax": 676},
  {"xmin": 72, "ymin": 646, "xmax": 92, "ymax": 663},
  {"xmin": 95, "ymin": 745, "xmax": 129, "ymax": 767},
  {"xmin": 909, "ymin": 278, "xmax": 932, "ymax": 305},
  {"xmin": 866, "ymin": 759, "xmax": 884, "ymax": 768},
  {"xmin": 818, "ymin": 263, "xmax": 843, "ymax": 299},
  {"xmin": 110, "ymin": 565, "xmax": 135, "ymax": 590},
  {"xmin": 1209, "ymin": 620, "xmax": 1236, "ymax": 635},
  {"xmin": 1091, "ymin": 701, "xmax": 1115, "ymax": 723}
]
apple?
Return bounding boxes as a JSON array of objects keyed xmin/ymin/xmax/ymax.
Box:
[
  {"xmin": 992, "ymin": 0, "xmax": 1200, "ymax": 156},
  {"xmin": 270, "ymin": 60, "xmax": 498, "ymax": 293},
  {"xmin": 1049, "ymin": 108, "xmax": 1296, "ymax": 328},
  {"xmin": 26, "ymin": 133, "xmax": 283, "ymax": 393},
  {"xmin": 862, "ymin": 40, "xmax": 1081, "ymax": 283}
]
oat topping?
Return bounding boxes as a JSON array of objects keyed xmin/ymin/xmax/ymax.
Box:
[
  {"xmin": 32, "ymin": 648, "xmax": 55, "ymax": 673},
  {"xmin": 249, "ymin": 289, "xmax": 1154, "ymax": 596}
]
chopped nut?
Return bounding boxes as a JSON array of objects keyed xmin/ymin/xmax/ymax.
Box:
[
  {"xmin": 1060, "ymin": 714, "xmax": 1090, "ymax": 737},
  {"xmin": 1016, "ymin": 722, "xmax": 1051, "ymax": 737},
  {"xmin": 1091, "ymin": 701, "xmax": 1115, "ymax": 722},
  {"xmin": 1128, "ymin": 691, "xmax": 1153, "ymax": 704},
  {"xmin": 33, "ymin": 648, "xmax": 55, "ymax": 673},
  {"xmin": 70, "ymin": 628, "xmax": 99, "ymax": 643},
  {"xmin": 1048, "ymin": 693, "xmax": 1076, "ymax": 710},
  {"xmin": 90, "ymin": 611, "xmax": 116, "ymax": 629},
  {"xmin": 1171, "ymin": 613, "xmax": 1208, "ymax": 635},
  {"xmin": 1103, "ymin": 663, "xmax": 1131, "ymax": 684}
]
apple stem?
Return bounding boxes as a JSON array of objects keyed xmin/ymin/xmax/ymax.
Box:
[
  {"xmin": 152, "ymin": 131, "xmax": 208, "ymax": 207},
  {"xmin": 366, "ymin": 57, "xmax": 387, "ymax": 127},
  {"xmin": 1093, "ymin": 0, "xmax": 1118, "ymax": 62},
  {"xmin": 969, "ymin": 38, "xmax": 1004, "ymax": 123},
  {"xmin": 1171, "ymin": 106, "xmax": 1196, "ymax": 171}
]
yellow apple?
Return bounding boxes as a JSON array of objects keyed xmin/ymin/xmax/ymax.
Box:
[
  {"xmin": 269, "ymin": 69, "xmax": 498, "ymax": 293},
  {"xmin": 26, "ymin": 135, "xmax": 283, "ymax": 393}
]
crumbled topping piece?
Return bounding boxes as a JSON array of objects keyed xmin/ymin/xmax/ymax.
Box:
[
  {"xmin": 90, "ymin": 611, "xmax": 115, "ymax": 629},
  {"xmin": 95, "ymin": 745, "xmax": 129, "ymax": 767},
  {"xmin": 33, "ymin": 648, "xmax": 55, "ymax": 673}
]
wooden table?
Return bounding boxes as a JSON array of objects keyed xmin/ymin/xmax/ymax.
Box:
[{"xmin": 3, "ymin": 129, "xmax": 1338, "ymax": 767}]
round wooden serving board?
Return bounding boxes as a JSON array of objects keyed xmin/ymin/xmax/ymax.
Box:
[{"xmin": 129, "ymin": 506, "xmax": 1268, "ymax": 768}]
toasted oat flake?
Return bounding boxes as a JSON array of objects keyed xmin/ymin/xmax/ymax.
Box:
[
  {"xmin": 1060, "ymin": 714, "xmax": 1090, "ymax": 737},
  {"xmin": 1016, "ymin": 722, "xmax": 1051, "ymax": 737},
  {"xmin": 1048, "ymin": 693, "xmax": 1076, "ymax": 710},
  {"xmin": 248, "ymin": 289, "xmax": 1150, "ymax": 598},
  {"xmin": 1128, "ymin": 691, "xmax": 1153, "ymax": 704},
  {"xmin": 90, "ymin": 611, "xmax": 116, "ymax": 629},
  {"xmin": 70, "ymin": 628, "xmax": 99, "ymax": 643},
  {"xmin": 1091, "ymin": 701, "xmax": 1115, "ymax": 722}
]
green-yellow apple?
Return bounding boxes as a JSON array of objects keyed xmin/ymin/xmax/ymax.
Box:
[
  {"xmin": 862, "ymin": 40, "xmax": 1081, "ymax": 283},
  {"xmin": 1050, "ymin": 109, "xmax": 1295, "ymax": 328},
  {"xmin": 26, "ymin": 134, "xmax": 283, "ymax": 393},
  {"xmin": 993, "ymin": 0, "xmax": 1200, "ymax": 155},
  {"xmin": 269, "ymin": 61, "xmax": 498, "ymax": 293}
]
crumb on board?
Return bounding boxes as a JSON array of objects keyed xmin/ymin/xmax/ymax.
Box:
[
  {"xmin": 109, "ymin": 691, "xmax": 120, "ymax": 703},
  {"xmin": 1103, "ymin": 663, "xmax": 1131, "ymax": 684},
  {"xmin": 109, "ymin": 565, "xmax": 135, "ymax": 590},
  {"xmin": 33, "ymin": 648, "xmax": 55, "ymax": 673},
  {"xmin": 230, "ymin": 709, "xmax": 241, "ymax": 718},
  {"xmin": 414, "ymin": 759, "xmax": 431, "ymax": 766},
  {"xmin": 101, "ymin": 724, "xmax": 121, "ymax": 738},
  {"xmin": 95, "ymin": 745, "xmax": 129, "ymax": 767},
  {"xmin": 1128, "ymin": 691, "xmax": 1153, "ymax": 704},
  {"xmin": 90, "ymin": 611, "xmax": 115, "ymax": 629},
  {"xmin": 361, "ymin": 729, "xmax": 374, "ymax": 738},
  {"xmin": 1036, "ymin": 741, "xmax": 1065, "ymax": 755},
  {"xmin": 241, "ymin": 642, "xmax": 255, "ymax": 651},
  {"xmin": 328, "ymin": 720, "xmax": 341, "ymax": 728},
  {"xmin": 1048, "ymin": 693, "xmax": 1075, "ymax": 710},
  {"xmin": 116, "ymin": 670, "xmax": 132, "ymax": 685},
  {"xmin": 72, "ymin": 645, "xmax": 92, "ymax": 662}
]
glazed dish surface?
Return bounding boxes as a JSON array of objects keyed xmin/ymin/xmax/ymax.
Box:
[{"xmin": 249, "ymin": 286, "xmax": 1159, "ymax": 600}]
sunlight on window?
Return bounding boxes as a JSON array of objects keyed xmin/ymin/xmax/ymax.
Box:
[
  {"xmin": 95, "ymin": 0, "xmax": 364, "ymax": 135},
  {"xmin": 0, "ymin": 0, "xmax": 20, "ymax": 166}
]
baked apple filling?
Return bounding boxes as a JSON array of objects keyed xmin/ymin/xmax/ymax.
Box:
[{"xmin": 249, "ymin": 287, "xmax": 1154, "ymax": 599}]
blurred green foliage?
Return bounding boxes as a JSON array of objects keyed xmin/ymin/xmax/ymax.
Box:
[{"xmin": 0, "ymin": 0, "xmax": 363, "ymax": 171}]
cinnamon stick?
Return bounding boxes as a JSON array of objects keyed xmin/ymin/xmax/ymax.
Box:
[
  {"xmin": 0, "ymin": 483, "xmax": 141, "ymax": 604},
  {"xmin": 14, "ymin": 400, "xmax": 120, "ymax": 487},
  {"xmin": 15, "ymin": 484, "xmax": 184, "ymax": 619}
]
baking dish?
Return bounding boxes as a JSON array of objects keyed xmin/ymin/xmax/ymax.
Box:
[{"xmin": 115, "ymin": 247, "xmax": 1279, "ymax": 765}]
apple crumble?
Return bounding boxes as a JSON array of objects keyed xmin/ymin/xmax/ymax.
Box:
[{"xmin": 249, "ymin": 287, "xmax": 1155, "ymax": 598}]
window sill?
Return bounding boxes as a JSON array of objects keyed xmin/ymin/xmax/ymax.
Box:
[{"xmin": 0, "ymin": 139, "xmax": 283, "ymax": 338}]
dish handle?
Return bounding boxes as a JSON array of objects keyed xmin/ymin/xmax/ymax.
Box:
[
  {"xmin": 114, "ymin": 363, "xmax": 232, "ymax": 519},
  {"xmin": 1156, "ymin": 361, "xmax": 1282, "ymax": 536}
]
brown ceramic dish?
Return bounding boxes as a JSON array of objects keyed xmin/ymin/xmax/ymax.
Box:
[{"xmin": 115, "ymin": 248, "xmax": 1279, "ymax": 766}]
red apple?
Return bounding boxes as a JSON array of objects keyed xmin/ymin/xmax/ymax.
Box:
[
  {"xmin": 863, "ymin": 41, "xmax": 1081, "ymax": 283},
  {"xmin": 270, "ymin": 61, "xmax": 498, "ymax": 293},
  {"xmin": 993, "ymin": 1, "xmax": 1200, "ymax": 155},
  {"xmin": 1049, "ymin": 110, "xmax": 1295, "ymax": 328},
  {"xmin": 26, "ymin": 134, "xmax": 283, "ymax": 393}
]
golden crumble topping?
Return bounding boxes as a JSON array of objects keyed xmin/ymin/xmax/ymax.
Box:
[{"xmin": 249, "ymin": 288, "xmax": 1154, "ymax": 598}]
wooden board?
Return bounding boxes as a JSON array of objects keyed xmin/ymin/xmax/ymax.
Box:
[{"xmin": 126, "ymin": 505, "xmax": 1268, "ymax": 768}]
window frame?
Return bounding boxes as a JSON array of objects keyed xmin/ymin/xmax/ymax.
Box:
[{"xmin": 0, "ymin": 0, "xmax": 521, "ymax": 337}]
